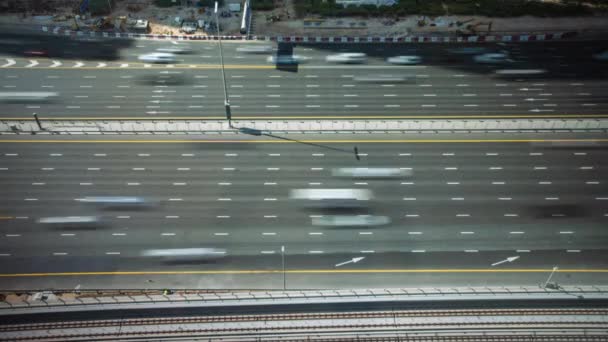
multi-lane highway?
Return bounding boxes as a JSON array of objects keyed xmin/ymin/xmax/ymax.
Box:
[
  {"xmin": 1, "ymin": 133, "xmax": 607, "ymax": 289},
  {"xmin": 1, "ymin": 35, "xmax": 607, "ymax": 119}
]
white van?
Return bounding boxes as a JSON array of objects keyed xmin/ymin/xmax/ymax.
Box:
[{"xmin": 289, "ymin": 189, "xmax": 373, "ymax": 208}]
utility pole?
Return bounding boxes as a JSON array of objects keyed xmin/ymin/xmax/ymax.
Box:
[
  {"xmin": 543, "ymin": 266, "xmax": 559, "ymax": 289},
  {"xmin": 214, "ymin": 1, "xmax": 231, "ymax": 127},
  {"xmin": 281, "ymin": 245, "xmax": 286, "ymax": 290}
]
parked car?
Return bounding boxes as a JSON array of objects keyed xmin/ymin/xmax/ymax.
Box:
[
  {"xmin": 387, "ymin": 55, "xmax": 421, "ymax": 65},
  {"xmin": 138, "ymin": 52, "xmax": 177, "ymax": 64},
  {"xmin": 180, "ymin": 21, "xmax": 198, "ymax": 34}
]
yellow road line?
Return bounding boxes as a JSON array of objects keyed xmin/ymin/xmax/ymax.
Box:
[
  {"xmin": 1, "ymin": 139, "xmax": 607, "ymax": 144},
  {"xmin": 0, "ymin": 216, "xmax": 14, "ymax": 220},
  {"xmin": 4, "ymin": 114, "xmax": 608, "ymax": 120},
  {"xmin": 0, "ymin": 269, "xmax": 607, "ymax": 277}
]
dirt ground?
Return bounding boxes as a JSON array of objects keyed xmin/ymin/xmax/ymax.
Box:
[
  {"xmin": 0, "ymin": 0, "xmax": 243, "ymax": 35},
  {"xmin": 253, "ymin": 12, "xmax": 608, "ymax": 37},
  {"xmin": 1, "ymin": 0, "xmax": 607, "ymax": 37}
]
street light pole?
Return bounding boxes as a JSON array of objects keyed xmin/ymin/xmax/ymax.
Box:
[
  {"xmin": 543, "ymin": 266, "xmax": 559, "ymax": 289},
  {"xmin": 214, "ymin": 1, "xmax": 231, "ymax": 127},
  {"xmin": 281, "ymin": 245, "xmax": 286, "ymax": 290}
]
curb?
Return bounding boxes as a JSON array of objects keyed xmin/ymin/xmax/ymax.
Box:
[{"xmin": 41, "ymin": 25, "xmax": 569, "ymax": 43}]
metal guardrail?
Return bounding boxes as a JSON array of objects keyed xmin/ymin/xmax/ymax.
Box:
[
  {"xmin": 1, "ymin": 286, "xmax": 607, "ymax": 311},
  {"xmin": 2, "ymin": 118, "xmax": 608, "ymax": 134}
]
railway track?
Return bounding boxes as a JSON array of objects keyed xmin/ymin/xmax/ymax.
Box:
[{"xmin": 1, "ymin": 308, "xmax": 607, "ymax": 341}]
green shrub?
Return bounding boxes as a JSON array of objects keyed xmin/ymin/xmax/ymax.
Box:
[
  {"xmin": 252, "ymin": 0, "xmax": 274, "ymax": 11},
  {"xmin": 155, "ymin": 0, "xmax": 177, "ymax": 8},
  {"xmin": 89, "ymin": 0, "xmax": 113, "ymax": 15}
]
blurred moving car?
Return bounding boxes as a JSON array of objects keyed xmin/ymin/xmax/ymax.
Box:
[
  {"xmin": 312, "ymin": 215, "xmax": 390, "ymax": 227},
  {"xmin": 23, "ymin": 49, "xmax": 48, "ymax": 57},
  {"xmin": 474, "ymin": 53, "xmax": 512, "ymax": 63},
  {"xmin": 0, "ymin": 92, "xmax": 58, "ymax": 102},
  {"xmin": 156, "ymin": 45, "xmax": 192, "ymax": 54},
  {"xmin": 326, "ymin": 52, "xmax": 367, "ymax": 64},
  {"xmin": 387, "ymin": 55, "xmax": 421, "ymax": 65},
  {"xmin": 593, "ymin": 51, "xmax": 608, "ymax": 61},
  {"xmin": 236, "ymin": 45, "xmax": 273, "ymax": 54},
  {"xmin": 37, "ymin": 216, "xmax": 102, "ymax": 228},
  {"xmin": 290, "ymin": 189, "xmax": 373, "ymax": 208},
  {"xmin": 138, "ymin": 52, "xmax": 177, "ymax": 64},
  {"xmin": 76, "ymin": 196, "xmax": 156, "ymax": 209},
  {"xmin": 447, "ymin": 47, "xmax": 486, "ymax": 55},
  {"xmin": 141, "ymin": 248, "xmax": 226, "ymax": 261},
  {"xmin": 332, "ymin": 167, "xmax": 412, "ymax": 179},
  {"xmin": 267, "ymin": 55, "xmax": 308, "ymax": 65},
  {"xmin": 353, "ymin": 74, "xmax": 409, "ymax": 83}
]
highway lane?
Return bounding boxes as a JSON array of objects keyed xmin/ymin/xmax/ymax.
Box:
[
  {"xmin": 1, "ymin": 40, "xmax": 607, "ymax": 118},
  {"xmin": 0, "ymin": 134, "xmax": 607, "ymax": 289}
]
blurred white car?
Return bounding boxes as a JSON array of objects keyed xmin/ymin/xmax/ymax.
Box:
[
  {"xmin": 473, "ymin": 53, "xmax": 512, "ymax": 64},
  {"xmin": 387, "ymin": 55, "xmax": 421, "ymax": 65},
  {"xmin": 141, "ymin": 248, "xmax": 226, "ymax": 261},
  {"xmin": 156, "ymin": 45, "xmax": 192, "ymax": 54},
  {"xmin": 593, "ymin": 51, "xmax": 608, "ymax": 61},
  {"xmin": 237, "ymin": 45, "xmax": 273, "ymax": 53},
  {"xmin": 138, "ymin": 52, "xmax": 177, "ymax": 64},
  {"xmin": 326, "ymin": 52, "xmax": 367, "ymax": 64},
  {"xmin": 0, "ymin": 92, "xmax": 58, "ymax": 102},
  {"xmin": 332, "ymin": 167, "xmax": 412, "ymax": 179},
  {"xmin": 312, "ymin": 215, "xmax": 391, "ymax": 227},
  {"xmin": 267, "ymin": 55, "xmax": 309, "ymax": 64}
]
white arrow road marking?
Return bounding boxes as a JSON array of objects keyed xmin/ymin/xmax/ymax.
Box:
[
  {"xmin": 50, "ymin": 60, "xmax": 61, "ymax": 67},
  {"xmin": 26, "ymin": 60, "xmax": 39, "ymax": 67},
  {"xmin": 491, "ymin": 256, "xmax": 520, "ymax": 267},
  {"xmin": 74, "ymin": 62, "xmax": 84, "ymax": 68},
  {"xmin": 97, "ymin": 63, "xmax": 107, "ymax": 68},
  {"xmin": 2, "ymin": 59, "xmax": 16, "ymax": 67},
  {"xmin": 335, "ymin": 257, "xmax": 365, "ymax": 268}
]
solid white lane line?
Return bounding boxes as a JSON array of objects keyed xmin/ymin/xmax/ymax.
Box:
[
  {"xmin": 566, "ymin": 250, "xmax": 581, "ymax": 253},
  {"xmin": 460, "ymin": 232, "xmax": 475, "ymax": 234},
  {"xmin": 498, "ymin": 197, "xmax": 512, "ymax": 201},
  {"xmin": 168, "ymin": 198, "xmax": 183, "ymax": 201},
  {"xmin": 261, "ymin": 251, "xmax": 275, "ymax": 254},
  {"xmin": 539, "ymin": 181, "xmax": 552, "ymax": 185},
  {"xmin": 504, "ymin": 214, "xmax": 519, "ymax": 217},
  {"xmin": 6, "ymin": 234, "xmax": 21, "ymax": 237},
  {"xmin": 214, "ymin": 232, "xmax": 229, "ymax": 236},
  {"xmin": 165, "ymin": 216, "xmax": 179, "ymax": 219},
  {"xmin": 309, "ymin": 182, "xmax": 322, "ymax": 185},
  {"xmin": 216, "ymin": 216, "xmax": 231, "ymax": 218},
  {"xmin": 403, "ymin": 197, "xmax": 417, "ymax": 201},
  {"xmin": 545, "ymin": 197, "xmax": 559, "ymax": 200},
  {"xmin": 451, "ymin": 197, "xmax": 465, "ymax": 201},
  {"xmin": 264, "ymin": 182, "xmax": 277, "ymax": 185},
  {"xmin": 105, "ymin": 252, "xmax": 121, "ymax": 255},
  {"xmin": 112, "ymin": 233, "xmax": 126, "ymax": 236},
  {"xmin": 534, "ymin": 166, "xmax": 547, "ymax": 170},
  {"xmin": 586, "ymin": 181, "xmax": 599, "ymax": 184},
  {"xmin": 447, "ymin": 182, "xmax": 460, "ymax": 185},
  {"xmin": 580, "ymin": 166, "xmax": 594, "ymax": 170},
  {"xmin": 510, "ymin": 231, "xmax": 524, "ymax": 234},
  {"xmin": 161, "ymin": 233, "xmax": 176, "ymax": 236},
  {"xmin": 173, "ymin": 182, "xmax": 186, "ymax": 186},
  {"xmin": 264, "ymin": 215, "xmax": 277, "ymax": 218},
  {"xmin": 53, "ymin": 252, "xmax": 68, "ymax": 256},
  {"xmin": 401, "ymin": 182, "xmax": 414, "ymax": 185},
  {"xmin": 309, "ymin": 232, "xmax": 323, "ymax": 235},
  {"xmin": 456, "ymin": 214, "xmax": 470, "ymax": 217},
  {"xmin": 489, "ymin": 166, "xmax": 503, "ymax": 170},
  {"xmin": 405, "ymin": 214, "xmax": 419, "ymax": 217},
  {"xmin": 360, "ymin": 250, "xmax": 375, "ymax": 254},
  {"xmin": 408, "ymin": 231, "xmax": 422, "ymax": 235},
  {"xmin": 445, "ymin": 167, "xmax": 458, "ymax": 170},
  {"xmin": 411, "ymin": 250, "xmax": 426, "ymax": 253},
  {"xmin": 32, "ymin": 182, "xmax": 45, "ymax": 185},
  {"xmin": 262, "ymin": 232, "xmax": 277, "ymax": 236},
  {"xmin": 465, "ymin": 250, "xmax": 478, "ymax": 253},
  {"xmin": 217, "ymin": 198, "xmax": 232, "ymax": 201},
  {"xmin": 359, "ymin": 232, "xmax": 373, "ymax": 235},
  {"xmin": 308, "ymin": 250, "xmax": 324, "ymax": 254},
  {"xmin": 218, "ymin": 182, "xmax": 232, "ymax": 186},
  {"xmin": 127, "ymin": 182, "xmax": 140, "ymax": 186},
  {"xmin": 223, "ymin": 167, "xmax": 235, "ymax": 171}
]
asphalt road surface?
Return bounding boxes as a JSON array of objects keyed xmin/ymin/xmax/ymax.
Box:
[
  {"xmin": 0, "ymin": 34, "xmax": 607, "ymax": 119},
  {"xmin": 0, "ymin": 133, "xmax": 607, "ymax": 289}
]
